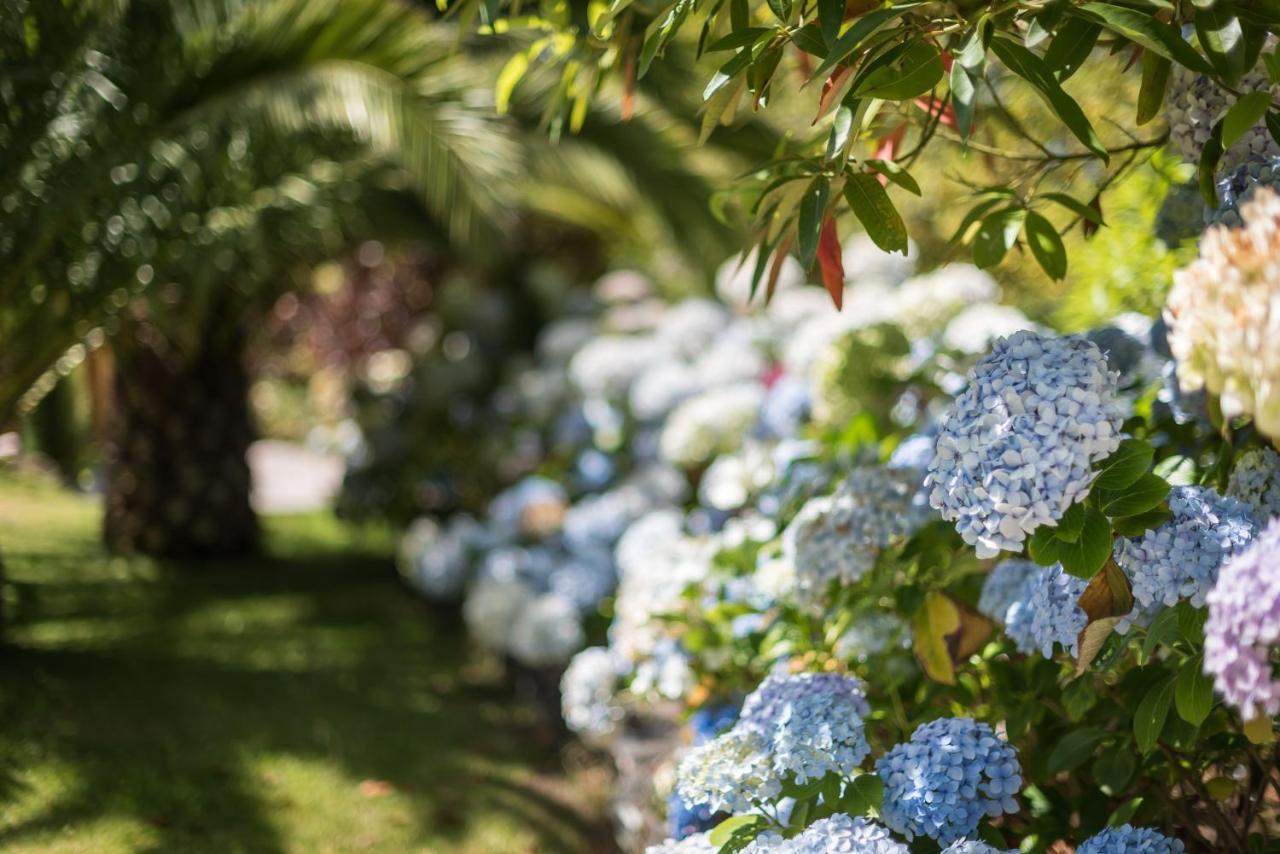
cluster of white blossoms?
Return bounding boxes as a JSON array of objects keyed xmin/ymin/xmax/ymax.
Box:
[
  {"xmin": 927, "ymin": 331, "xmax": 1124, "ymax": 558},
  {"xmin": 1165, "ymin": 189, "xmax": 1280, "ymax": 438},
  {"xmin": 659, "ymin": 382, "xmax": 765, "ymax": 469},
  {"xmin": 1166, "ymin": 57, "xmax": 1280, "ymax": 172},
  {"xmin": 396, "ymin": 513, "xmax": 486, "ymax": 600},
  {"xmin": 560, "ymin": 646, "xmax": 625, "ymax": 741},
  {"xmin": 1227, "ymin": 447, "xmax": 1280, "ymax": 520}
]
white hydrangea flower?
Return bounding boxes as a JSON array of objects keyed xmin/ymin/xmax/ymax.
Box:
[
  {"xmin": 660, "ymin": 382, "xmax": 765, "ymax": 469},
  {"xmin": 646, "ymin": 831, "xmax": 718, "ymax": 854},
  {"xmin": 396, "ymin": 514, "xmax": 482, "ymax": 600},
  {"xmin": 698, "ymin": 442, "xmax": 777, "ymax": 511},
  {"xmin": 655, "ymin": 298, "xmax": 732, "ymax": 358},
  {"xmin": 560, "ymin": 646, "xmax": 625, "ymax": 740},
  {"xmin": 535, "ymin": 316, "xmax": 597, "ymax": 367},
  {"xmin": 630, "ymin": 359, "xmax": 703, "ymax": 422},
  {"xmin": 895, "ymin": 264, "xmax": 999, "ymax": 335},
  {"xmin": 842, "ymin": 233, "xmax": 918, "ymax": 287},
  {"xmin": 1165, "ymin": 189, "xmax": 1280, "ymax": 438},
  {"xmin": 463, "ymin": 575, "xmax": 534, "ymax": 655},
  {"xmin": 568, "ymin": 333, "xmax": 667, "ymax": 400},
  {"xmin": 927, "ymin": 331, "xmax": 1124, "ymax": 558},
  {"xmin": 942, "ymin": 303, "xmax": 1038, "ymax": 355},
  {"xmin": 509, "ymin": 593, "xmax": 585, "ymax": 667}
]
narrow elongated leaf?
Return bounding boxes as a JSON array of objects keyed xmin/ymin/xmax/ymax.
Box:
[
  {"xmin": 809, "ymin": 6, "xmax": 905, "ymax": 81},
  {"xmin": 1134, "ymin": 676, "xmax": 1175, "ymax": 753},
  {"xmin": 1024, "ymin": 211, "xmax": 1067, "ymax": 279},
  {"xmin": 854, "ymin": 41, "xmax": 944, "ymax": 101},
  {"xmin": 495, "ymin": 51, "xmax": 529, "ymax": 114},
  {"xmin": 797, "ymin": 176, "xmax": 830, "ymax": 268},
  {"xmin": 866, "ymin": 158, "xmax": 921, "ymax": 194},
  {"xmin": 1200, "ymin": 120, "xmax": 1226, "ymax": 204},
  {"xmin": 1196, "ymin": 1, "xmax": 1246, "ymax": 85},
  {"xmin": 843, "ymin": 173, "xmax": 908, "ymax": 253},
  {"xmin": 989, "ymin": 38, "xmax": 1108, "ymax": 160},
  {"xmin": 1223, "ymin": 91, "xmax": 1273, "ymax": 149},
  {"xmin": 1044, "ymin": 17, "xmax": 1101, "ymax": 80},
  {"xmin": 819, "ymin": 0, "xmax": 842, "ymax": 46},
  {"xmin": 1137, "ymin": 51, "xmax": 1171, "ymax": 125},
  {"xmin": 1074, "ymin": 3, "xmax": 1213, "ymax": 73},
  {"xmin": 704, "ymin": 49, "xmax": 754, "ymax": 100},
  {"xmin": 707, "ymin": 27, "xmax": 772, "ymax": 52},
  {"xmin": 950, "ymin": 63, "xmax": 976, "ymax": 138},
  {"xmin": 816, "ymin": 215, "xmax": 844, "ymax": 308}
]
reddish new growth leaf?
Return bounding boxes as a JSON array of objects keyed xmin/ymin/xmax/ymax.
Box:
[
  {"xmin": 622, "ymin": 50, "xmax": 636, "ymax": 121},
  {"xmin": 871, "ymin": 125, "xmax": 907, "ymax": 185},
  {"xmin": 817, "ymin": 215, "xmax": 844, "ymax": 309},
  {"xmin": 816, "ymin": 66, "xmax": 853, "ymax": 122},
  {"xmin": 767, "ymin": 234, "xmax": 796, "ymax": 302}
]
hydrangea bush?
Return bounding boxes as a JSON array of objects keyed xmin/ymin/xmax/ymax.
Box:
[{"xmin": 393, "ymin": 194, "xmax": 1280, "ymax": 851}]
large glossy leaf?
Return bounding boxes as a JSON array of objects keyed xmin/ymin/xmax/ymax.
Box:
[{"xmin": 843, "ymin": 173, "xmax": 908, "ymax": 253}]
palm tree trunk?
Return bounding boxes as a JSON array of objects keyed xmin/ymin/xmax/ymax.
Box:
[{"xmin": 103, "ymin": 321, "xmax": 259, "ymax": 557}]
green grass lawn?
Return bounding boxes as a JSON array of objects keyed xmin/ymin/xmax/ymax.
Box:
[{"xmin": 0, "ymin": 470, "xmax": 614, "ymax": 853}]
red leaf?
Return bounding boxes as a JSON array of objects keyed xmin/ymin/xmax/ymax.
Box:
[
  {"xmin": 913, "ymin": 95, "xmax": 957, "ymax": 129},
  {"xmin": 794, "ymin": 46, "xmax": 814, "ymax": 80},
  {"xmin": 939, "ymin": 48, "xmax": 954, "ymax": 73},
  {"xmin": 871, "ymin": 125, "xmax": 907, "ymax": 184},
  {"xmin": 816, "ymin": 215, "xmax": 844, "ymax": 309},
  {"xmin": 622, "ymin": 50, "xmax": 636, "ymax": 122},
  {"xmin": 815, "ymin": 66, "xmax": 853, "ymax": 123}
]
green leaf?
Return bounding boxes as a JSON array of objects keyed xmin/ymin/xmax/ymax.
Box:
[
  {"xmin": 1141, "ymin": 606, "xmax": 1181, "ymax": 662},
  {"xmin": 707, "ymin": 27, "xmax": 773, "ymax": 52},
  {"xmin": 1177, "ymin": 600, "xmax": 1207, "ymax": 644},
  {"xmin": 1063, "ymin": 678, "xmax": 1099, "ymax": 720},
  {"xmin": 1223, "ymin": 91, "xmax": 1273, "ymax": 149},
  {"xmin": 865, "ymin": 159, "xmax": 921, "ymax": 195},
  {"xmin": 972, "ymin": 208, "xmax": 1024, "ymax": 268},
  {"xmin": 809, "ymin": 7, "xmax": 906, "ymax": 82},
  {"xmin": 1055, "ymin": 502, "xmax": 1087, "ymax": 543},
  {"xmin": 1137, "ymin": 51, "xmax": 1171, "ymax": 125},
  {"xmin": 1110, "ymin": 506, "xmax": 1172, "ymax": 537},
  {"xmin": 1074, "ymin": 3, "xmax": 1213, "ymax": 73},
  {"xmin": 1024, "ymin": 211, "xmax": 1067, "ymax": 279},
  {"xmin": 797, "ymin": 176, "xmax": 830, "ymax": 268},
  {"xmin": 989, "ymin": 38, "xmax": 1108, "ymax": 161},
  {"xmin": 1043, "ymin": 17, "xmax": 1101, "ymax": 80},
  {"xmin": 826, "ymin": 106, "xmax": 855, "ymax": 160},
  {"xmin": 766, "ymin": 0, "xmax": 793, "ymax": 24},
  {"xmin": 819, "ymin": 0, "xmax": 842, "ymax": 46},
  {"xmin": 1268, "ymin": 110, "xmax": 1280, "ymax": 148},
  {"xmin": 1175, "ymin": 654, "xmax": 1214, "ymax": 726},
  {"xmin": 710, "ymin": 814, "xmax": 768, "ymax": 853},
  {"xmin": 854, "ymin": 40, "xmax": 944, "ymax": 101},
  {"xmin": 1093, "ymin": 439, "xmax": 1155, "ymax": 491},
  {"xmin": 1043, "ymin": 192, "xmax": 1106, "ymax": 226},
  {"xmin": 843, "ymin": 173, "xmax": 908, "ymax": 253},
  {"xmin": 790, "ymin": 23, "xmax": 829, "ymax": 58},
  {"xmin": 949, "ymin": 196, "xmax": 1009, "ymax": 244},
  {"xmin": 1196, "ymin": 1, "xmax": 1246, "ymax": 86},
  {"xmin": 1029, "ymin": 525, "xmax": 1065, "ymax": 566},
  {"xmin": 840, "ymin": 772, "xmax": 884, "ymax": 816},
  {"xmin": 1056, "ymin": 506, "xmax": 1113, "ymax": 579},
  {"xmin": 1108, "ymin": 796, "xmax": 1144, "ymax": 827},
  {"xmin": 1093, "ymin": 747, "xmax": 1136, "ymax": 795},
  {"xmin": 950, "ymin": 63, "xmax": 976, "ymax": 138},
  {"xmin": 1047, "ymin": 727, "xmax": 1110, "ymax": 773},
  {"xmin": 1134, "ymin": 676, "xmax": 1175, "ymax": 753},
  {"xmin": 1199, "ymin": 120, "xmax": 1226, "ymax": 205},
  {"xmin": 1097, "ymin": 473, "xmax": 1171, "ymax": 518}
]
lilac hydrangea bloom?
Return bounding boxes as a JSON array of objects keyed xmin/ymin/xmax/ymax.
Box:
[
  {"xmin": 1004, "ymin": 564, "xmax": 1088, "ymax": 658},
  {"xmin": 1205, "ymin": 518, "xmax": 1280, "ymax": 720},
  {"xmin": 876, "ymin": 717, "xmax": 1022, "ymax": 845},
  {"xmin": 1227, "ymin": 447, "xmax": 1280, "ymax": 521},
  {"xmin": 977, "ymin": 559, "xmax": 1040, "ymax": 623},
  {"xmin": 1113, "ymin": 486, "xmax": 1256, "ymax": 630},
  {"xmin": 746, "ymin": 814, "xmax": 907, "ymax": 853},
  {"xmin": 927, "ymin": 331, "xmax": 1123, "ymax": 558},
  {"xmin": 1077, "ymin": 824, "xmax": 1185, "ymax": 854},
  {"xmin": 738, "ymin": 672, "xmax": 871, "ymax": 784}
]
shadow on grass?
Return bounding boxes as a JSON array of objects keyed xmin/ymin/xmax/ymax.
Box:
[{"xmin": 0, "ymin": 494, "xmax": 615, "ymax": 853}]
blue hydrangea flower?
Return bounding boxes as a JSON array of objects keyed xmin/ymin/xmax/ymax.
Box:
[
  {"xmin": 738, "ymin": 672, "xmax": 871, "ymax": 785},
  {"xmin": 1076, "ymin": 824, "xmax": 1185, "ymax": 853},
  {"xmin": 691, "ymin": 704, "xmax": 740, "ymax": 744},
  {"xmin": 1004, "ymin": 564, "xmax": 1088, "ymax": 658},
  {"xmin": 666, "ymin": 790, "xmax": 718, "ymax": 841},
  {"xmin": 1227, "ymin": 447, "xmax": 1280, "ymax": 521},
  {"xmin": 1206, "ymin": 155, "xmax": 1280, "ymax": 229},
  {"xmin": 927, "ymin": 331, "xmax": 1123, "ymax": 558},
  {"xmin": 977, "ymin": 559, "xmax": 1040, "ymax": 623},
  {"xmin": 1113, "ymin": 486, "xmax": 1256, "ymax": 630},
  {"xmin": 876, "ymin": 717, "xmax": 1022, "ymax": 845},
  {"xmin": 748, "ymin": 814, "xmax": 908, "ymax": 853},
  {"xmin": 942, "ymin": 841, "xmax": 1017, "ymax": 854}
]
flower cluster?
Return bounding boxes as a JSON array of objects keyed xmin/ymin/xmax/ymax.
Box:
[
  {"xmin": 646, "ymin": 830, "xmax": 718, "ymax": 854},
  {"xmin": 1113, "ymin": 486, "xmax": 1256, "ymax": 625},
  {"xmin": 1208, "ymin": 156, "xmax": 1280, "ymax": 229},
  {"xmin": 560, "ymin": 647, "xmax": 624, "ymax": 740},
  {"xmin": 941, "ymin": 842, "xmax": 1016, "ymax": 854},
  {"xmin": 1165, "ymin": 188, "xmax": 1280, "ymax": 437},
  {"xmin": 977, "ymin": 559, "xmax": 1041, "ymax": 623},
  {"xmin": 927, "ymin": 331, "xmax": 1123, "ymax": 558},
  {"xmin": 876, "ymin": 717, "xmax": 1022, "ymax": 845},
  {"xmin": 675, "ymin": 727, "xmax": 779, "ymax": 814},
  {"xmin": 660, "ymin": 382, "xmax": 765, "ymax": 469},
  {"xmin": 1076, "ymin": 824, "xmax": 1185, "ymax": 854},
  {"xmin": 396, "ymin": 513, "xmax": 485, "ymax": 600},
  {"xmin": 782, "ymin": 466, "xmax": 929, "ymax": 608},
  {"xmin": 1205, "ymin": 518, "xmax": 1280, "ymax": 720},
  {"xmin": 746, "ymin": 814, "xmax": 908, "ymax": 854},
  {"xmin": 1227, "ymin": 446, "xmax": 1280, "ymax": 521},
  {"xmin": 1004, "ymin": 563, "xmax": 1088, "ymax": 658},
  {"xmin": 1166, "ymin": 59, "xmax": 1280, "ymax": 172}
]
